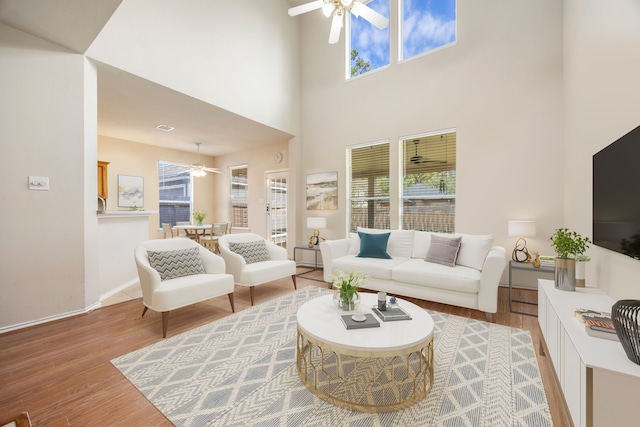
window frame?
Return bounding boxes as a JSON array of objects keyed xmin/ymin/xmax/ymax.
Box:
[{"xmin": 347, "ymin": 140, "xmax": 391, "ymax": 232}]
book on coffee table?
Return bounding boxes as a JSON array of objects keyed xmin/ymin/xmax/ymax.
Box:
[
  {"xmin": 372, "ymin": 305, "xmax": 412, "ymax": 322},
  {"xmin": 340, "ymin": 314, "xmax": 380, "ymax": 329}
]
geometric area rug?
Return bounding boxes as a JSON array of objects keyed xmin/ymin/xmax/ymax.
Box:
[{"xmin": 111, "ymin": 286, "xmax": 553, "ymax": 427}]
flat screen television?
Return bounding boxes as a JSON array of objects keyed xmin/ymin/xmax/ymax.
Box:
[{"xmin": 593, "ymin": 125, "xmax": 640, "ymax": 259}]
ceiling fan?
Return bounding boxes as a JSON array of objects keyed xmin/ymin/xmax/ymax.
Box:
[
  {"xmin": 409, "ymin": 139, "xmax": 447, "ymax": 165},
  {"xmin": 190, "ymin": 142, "xmax": 222, "ymax": 177},
  {"xmin": 288, "ymin": 0, "xmax": 389, "ymax": 44}
]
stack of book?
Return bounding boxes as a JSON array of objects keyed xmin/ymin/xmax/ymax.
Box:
[
  {"xmin": 539, "ymin": 255, "xmax": 555, "ymax": 268},
  {"xmin": 574, "ymin": 308, "xmax": 619, "ymax": 341}
]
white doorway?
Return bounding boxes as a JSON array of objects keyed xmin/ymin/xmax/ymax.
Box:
[{"xmin": 266, "ymin": 171, "xmax": 288, "ymax": 248}]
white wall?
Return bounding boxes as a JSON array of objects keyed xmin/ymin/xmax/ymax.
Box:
[
  {"xmin": 0, "ymin": 23, "xmax": 97, "ymax": 330},
  {"xmin": 563, "ymin": 0, "xmax": 640, "ymax": 299},
  {"xmin": 86, "ymin": 0, "xmax": 300, "ymax": 136},
  {"xmin": 298, "ymin": 0, "xmax": 565, "ymax": 266}
]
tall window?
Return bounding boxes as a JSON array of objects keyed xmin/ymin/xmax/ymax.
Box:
[
  {"xmin": 158, "ymin": 162, "xmax": 192, "ymax": 227},
  {"xmin": 348, "ymin": 141, "xmax": 390, "ymax": 231},
  {"xmin": 230, "ymin": 166, "xmax": 248, "ymax": 229},
  {"xmin": 349, "ymin": 0, "xmax": 390, "ymax": 78},
  {"xmin": 402, "ymin": 130, "xmax": 456, "ymax": 232},
  {"xmin": 400, "ymin": 0, "xmax": 457, "ymax": 61}
]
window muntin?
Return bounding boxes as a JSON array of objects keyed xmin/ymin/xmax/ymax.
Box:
[
  {"xmin": 400, "ymin": 0, "xmax": 456, "ymax": 61},
  {"xmin": 230, "ymin": 166, "xmax": 248, "ymax": 229},
  {"xmin": 401, "ymin": 131, "xmax": 456, "ymax": 232},
  {"xmin": 158, "ymin": 161, "xmax": 193, "ymax": 227},
  {"xmin": 347, "ymin": 141, "xmax": 390, "ymax": 231},
  {"xmin": 348, "ymin": 0, "xmax": 390, "ymax": 78}
]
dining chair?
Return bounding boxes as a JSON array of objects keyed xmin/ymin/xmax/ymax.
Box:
[
  {"xmin": 162, "ymin": 223, "xmax": 175, "ymax": 239},
  {"xmin": 200, "ymin": 223, "xmax": 228, "ymax": 253}
]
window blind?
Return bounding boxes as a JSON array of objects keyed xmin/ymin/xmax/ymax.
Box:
[{"xmin": 348, "ymin": 141, "xmax": 390, "ymax": 231}]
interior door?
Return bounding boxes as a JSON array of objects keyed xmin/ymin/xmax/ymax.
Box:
[{"xmin": 266, "ymin": 171, "xmax": 288, "ymax": 248}]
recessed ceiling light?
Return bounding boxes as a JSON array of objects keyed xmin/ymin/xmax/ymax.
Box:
[{"xmin": 155, "ymin": 124, "xmax": 175, "ymax": 132}]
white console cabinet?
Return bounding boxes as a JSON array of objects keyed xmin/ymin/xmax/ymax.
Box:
[{"xmin": 538, "ymin": 279, "xmax": 640, "ymax": 427}]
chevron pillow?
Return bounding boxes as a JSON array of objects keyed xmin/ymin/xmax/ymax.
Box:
[
  {"xmin": 229, "ymin": 240, "xmax": 271, "ymax": 264},
  {"xmin": 147, "ymin": 247, "xmax": 205, "ymax": 281}
]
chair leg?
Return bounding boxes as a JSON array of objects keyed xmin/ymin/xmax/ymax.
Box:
[
  {"xmin": 162, "ymin": 311, "xmax": 170, "ymax": 338},
  {"xmin": 141, "ymin": 306, "xmax": 148, "ymax": 317},
  {"xmin": 250, "ymin": 286, "xmax": 255, "ymax": 306},
  {"xmin": 228, "ymin": 293, "xmax": 235, "ymax": 312},
  {"xmin": 291, "ymin": 275, "xmax": 297, "ymax": 290}
]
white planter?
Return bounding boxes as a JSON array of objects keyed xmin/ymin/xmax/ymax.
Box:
[{"xmin": 575, "ymin": 260, "xmax": 586, "ymax": 287}]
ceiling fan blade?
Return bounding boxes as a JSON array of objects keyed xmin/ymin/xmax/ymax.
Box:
[
  {"xmin": 288, "ymin": 0, "xmax": 323, "ymax": 17},
  {"xmin": 351, "ymin": 2, "xmax": 389, "ymax": 29},
  {"xmin": 203, "ymin": 167, "xmax": 223, "ymax": 174},
  {"xmin": 328, "ymin": 10, "xmax": 344, "ymax": 44}
]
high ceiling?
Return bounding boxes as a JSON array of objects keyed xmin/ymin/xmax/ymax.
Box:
[{"xmin": 0, "ymin": 0, "xmax": 294, "ymax": 157}]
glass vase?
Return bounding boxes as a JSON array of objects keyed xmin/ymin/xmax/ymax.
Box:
[{"xmin": 333, "ymin": 291, "xmax": 360, "ymax": 312}]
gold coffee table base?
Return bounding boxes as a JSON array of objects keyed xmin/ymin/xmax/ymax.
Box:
[{"xmin": 296, "ymin": 327, "xmax": 434, "ymax": 413}]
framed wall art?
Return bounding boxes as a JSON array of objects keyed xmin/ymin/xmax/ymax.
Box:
[
  {"xmin": 118, "ymin": 175, "xmax": 144, "ymax": 208},
  {"xmin": 306, "ymin": 171, "xmax": 338, "ymax": 210}
]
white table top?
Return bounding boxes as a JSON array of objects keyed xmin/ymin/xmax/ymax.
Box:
[
  {"xmin": 173, "ymin": 224, "xmax": 212, "ymax": 230},
  {"xmin": 297, "ymin": 293, "xmax": 434, "ymax": 352}
]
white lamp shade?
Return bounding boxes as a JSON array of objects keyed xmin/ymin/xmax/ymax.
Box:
[
  {"xmin": 508, "ymin": 220, "xmax": 536, "ymax": 237},
  {"xmin": 307, "ymin": 217, "xmax": 327, "ymax": 230}
]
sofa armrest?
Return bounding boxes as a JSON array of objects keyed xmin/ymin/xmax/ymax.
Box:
[
  {"xmin": 266, "ymin": 242, "xmax": 288, "ymax": 260},
  {"xmin": 218, "ymin": 244, "xmax": 246, "ymax": 282},
  {"xmin": 319, "ymin": 238, "xmax": 351, "ymax": 282},
  {"xmin": 477, "ymin": 246, "xmax": 507, "ymax": 314}
]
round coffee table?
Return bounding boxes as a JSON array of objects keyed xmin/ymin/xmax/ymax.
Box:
[{"xmin": 296, "ymin": 292, "xmax": 434, "ymax": 413}]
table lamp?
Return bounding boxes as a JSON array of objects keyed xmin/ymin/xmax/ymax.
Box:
[
  {"xmin": 508, "ymin": 220, "xmax": 536, "ymax": 263},
  {"xmin": 307, "ymin": 217, "xmax": 327, "ymax": 247}
]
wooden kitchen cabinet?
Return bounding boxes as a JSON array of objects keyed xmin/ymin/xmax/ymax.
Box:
[{"xmin": 98, "ymin": 161, "xmax": 110, "ymax": 199}]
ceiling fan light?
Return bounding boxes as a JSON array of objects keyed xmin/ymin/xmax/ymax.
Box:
[{"xmin": 191, "ymin": 168, "xmax": 206, "ymax": 177}]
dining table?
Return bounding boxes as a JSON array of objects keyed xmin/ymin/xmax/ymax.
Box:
[{"xmin": 172, "ymin": 223, "xmax": 212, "ymax": 240}]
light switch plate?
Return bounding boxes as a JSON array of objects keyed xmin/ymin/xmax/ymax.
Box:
[{"xmin": 28, "ymin": 176, "xmax": 49, "ymax": 190}]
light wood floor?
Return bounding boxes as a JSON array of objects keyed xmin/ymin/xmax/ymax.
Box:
[{"xmin": 0, "ymin": 269, "xmax": 571, "ymax": 426}]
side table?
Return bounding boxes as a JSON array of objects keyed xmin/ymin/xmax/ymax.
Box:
[
  {"xmin": 293, "ymin": 245, "xmax": 324, "ymax": 282},
  {"xmin": 508, "ymin": 261, "xmax": 554, "ymax": 316}
]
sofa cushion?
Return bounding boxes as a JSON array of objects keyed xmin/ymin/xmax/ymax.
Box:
[
  {"xmin": 351, "ymin": 228, "xmax": 414, "ymax": 258},
  {"xmin": 392, "ymin": 259, "xmax": 481, "ymax": 293},
  {"xmin": 332, "ymin": 255, "xmax": 409, "ymax": 281},
  {"xmin": 425, "ymin": 234, "xmax": 462, "ymax": 267},
  {"xmin": 229, "ymin": 240, "xmax": 271, "ymax": 264},
  {"xmin": 456, "ymin": 234, "xmax": 494, "ymax": 271},
  {"xmin": 412, "ymin": 231, "xmax": 432, "ymax": 259},
  {"xmin": 357, "ymin": 231, "xmax": 392, "ymax": 259},
  {"xmin": 147, "ymin": 247, "xmax": 205, "ymax": 281}
]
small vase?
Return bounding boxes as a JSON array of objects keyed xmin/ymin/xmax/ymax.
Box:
[
  {"xmin": 333, "ymin": 291, "xmax": 360, "ymax": 312},
  {"xmin": 555, "ymin": 258, "xmax": 576, "ymax": 291},
  {"xmin": 575, "ymin": 260, "xmax": 586, "ymax": 287},
  {"xmin": 197, "ymin": 220, "xmax": 203, "ymax": 226}
]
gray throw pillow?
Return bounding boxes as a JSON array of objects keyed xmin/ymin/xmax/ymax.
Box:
[
  {"xmin": 229, "ymin": 240, "xmax": 271, "ymax": 264},
  {"xmin": 147, "ymin": 247, "xmax": 205, "ymax": 281},
  {"xmin": 425, "ymin": 234, "xmax": 462, "ymax": 267}
]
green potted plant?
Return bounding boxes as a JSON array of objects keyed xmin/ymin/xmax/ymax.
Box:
[
  {"xmin": 328, "ymin": 270, "xmax": 368, "ymax": 311},
  {"xmin": 549, "ymin": 228, "xmax": 591, "ymax": 291},
  {"xmin": 192, "ymin": 210, "xmax": 207, "ymax": 226}
]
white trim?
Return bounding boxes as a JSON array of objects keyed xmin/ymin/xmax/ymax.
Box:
[
  {"xmin": 99, "ymin": 278, "xmax": 140, "ymax": 301},
  {"xmin": 0, "ymin": 301, "xmax": 102, "ymax": 335}
]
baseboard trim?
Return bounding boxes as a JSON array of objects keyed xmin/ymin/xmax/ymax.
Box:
[
  {"xmin": 99, "ymin": 278, "xmax": 140, "ymax": 301},
  {"xmin": 0, "ymin": 301, "xmax": 102, "ymax": 335}
]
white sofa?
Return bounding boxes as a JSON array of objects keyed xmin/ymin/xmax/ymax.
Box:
[{"xmin": 319, "ymin": 229, "xmax": 507, "ymax": 320}]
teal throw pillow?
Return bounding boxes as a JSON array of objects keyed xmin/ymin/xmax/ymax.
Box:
[{"xmin": 357, "ymin": 231, "xmax": 392, "ymax": 259}]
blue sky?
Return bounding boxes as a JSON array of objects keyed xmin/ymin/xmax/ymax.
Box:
[{"xmin": 350, "ymin": 0, "xmax": 457, "ymax": 73}]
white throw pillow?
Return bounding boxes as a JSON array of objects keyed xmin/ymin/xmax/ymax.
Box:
[
  {"xmin": 229, "ymin": 240, "xmax": 271, "ymax": 264},
  {"xmin": 147, "ymin": 247, "xmax": 205, "ymax": 281},
  {"xmin": 456, "ymin": 234, "xmax": 494, "ymax": 271},
  {"xmin": 411, "ymin": 231, "xmax": 432, "ymax": 259}
]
